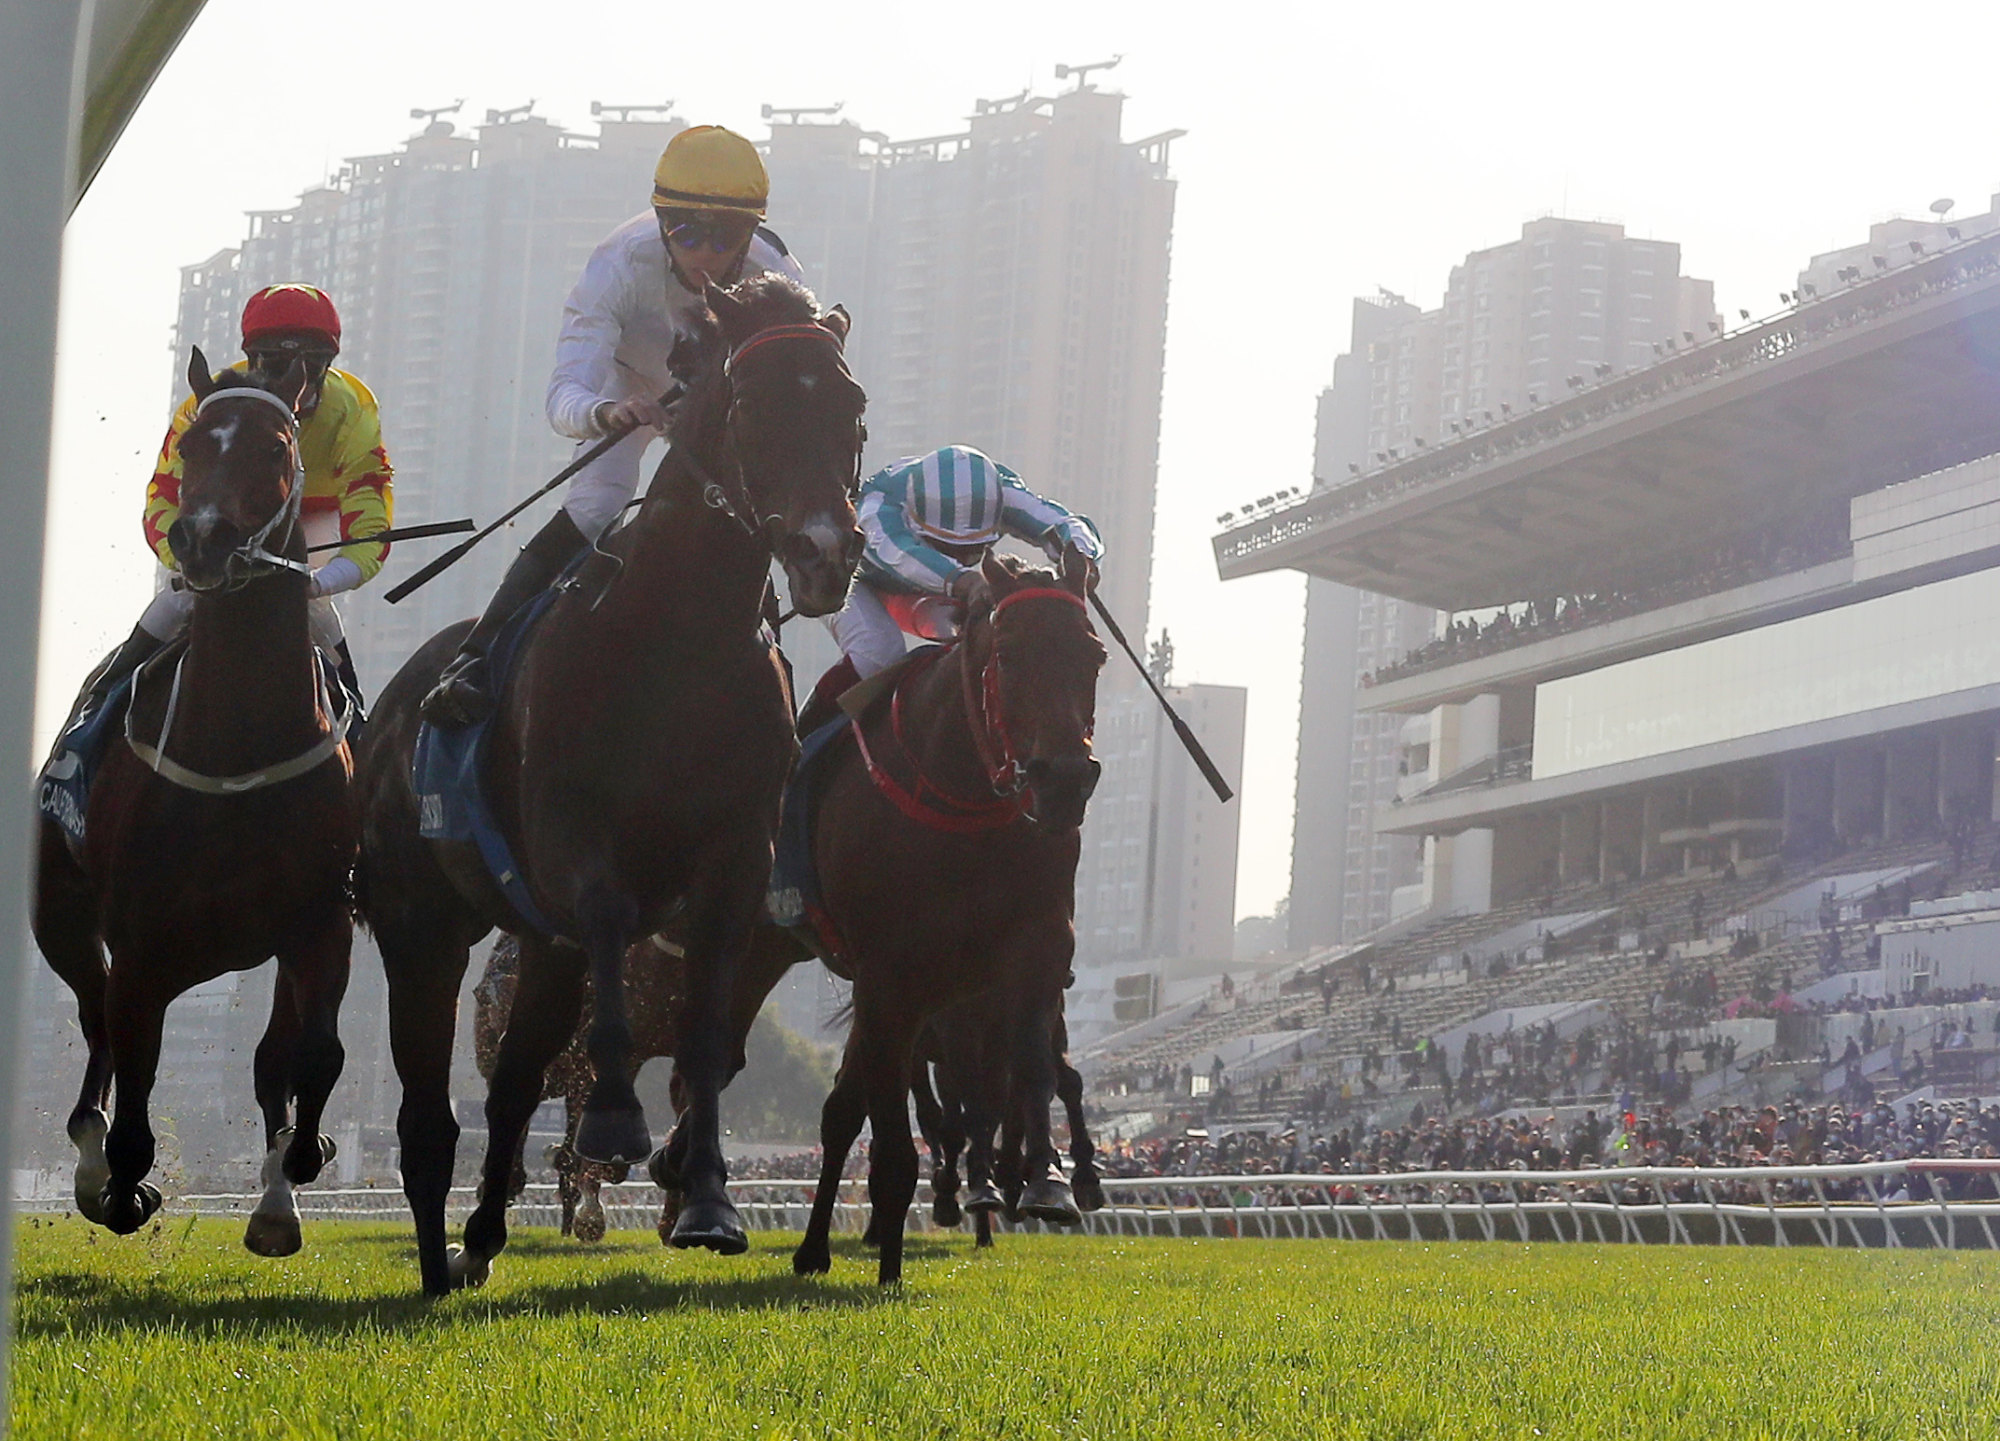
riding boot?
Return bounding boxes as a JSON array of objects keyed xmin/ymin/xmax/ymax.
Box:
[
  {"xmin": 76, "ymin": 624, "xmax": 162, "ymax": 727},
  {"xmin": 333, "ymin": 638, "xmax": 367, "ymax": 745},
  {"xmin": 420, "ymin": 510, "xmax": 588, "ymax": 728}
]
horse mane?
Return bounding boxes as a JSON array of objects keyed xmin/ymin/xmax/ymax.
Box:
[{"xmin": 665, "ymin": 275, "xmax": 825, "ymax": 453}]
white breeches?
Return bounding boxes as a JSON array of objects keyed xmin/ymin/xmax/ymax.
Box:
[
  {"xmin": 824, "ymin": 582, "xmax": 962, "ymax": 679},
  {"xmin": 560, "ymin": 428, "xmax": 663, "ymax": 540}
]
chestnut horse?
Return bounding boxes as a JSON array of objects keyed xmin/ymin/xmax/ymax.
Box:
[
  {"xmin": 774, "ymin": 552, "xmax": 1105, "ymax": 1284},
  {"xmin": 355, "ymin": 276, "xmax": 865, "ymax": 1294},
  {"xmin": 34, "ymin": 354, "xmax": 357, "ymax": 1255}
]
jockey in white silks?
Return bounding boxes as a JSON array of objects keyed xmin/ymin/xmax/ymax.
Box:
[
  {"xmin": 422, "ymin": 124, "xmax": 807, "ymax": 728},
  {"xmin": 820, "ymin": 444, "xmax": 1104, "ymax": 684}
]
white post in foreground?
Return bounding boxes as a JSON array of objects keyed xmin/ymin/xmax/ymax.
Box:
[{"xmin": 0, "ymin": 0, "xmax": 92, "ymax": 1418}]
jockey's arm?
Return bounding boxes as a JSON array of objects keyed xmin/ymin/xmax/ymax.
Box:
[
  {"xmin": 855, "ymin": 484, "xmax": 969, "ymax": 595},
  {"xmin": 315, "ymin": 424, "xmax": 393, "ymax": 597},
  {"xmin": 547, "ymin": 240, "xmax": 633, "ymax": 441},
  {"xmin": 141, "ymin": 396, "xmax": 201, "ymax": 571},
  {"xmin": 996, "ymin": 473, "xmax": 1104, "ymax": 574}
]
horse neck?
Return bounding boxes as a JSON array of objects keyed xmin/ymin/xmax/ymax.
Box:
[
  {"xmin": 600, "ymin": 471, "xmax": 770, "ymax": 647},
  {"xmin": 175, "ymin": 577, "xmax": 322, "ymax": 750},
  {"xmin": 901, "ymin": 630, "xmax": 999, "ymax": 800}
]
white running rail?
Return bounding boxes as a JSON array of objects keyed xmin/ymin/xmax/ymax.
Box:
[{"xmin": 25, "ymin": 1159, "xmax": 2000, "ymax": 1249}]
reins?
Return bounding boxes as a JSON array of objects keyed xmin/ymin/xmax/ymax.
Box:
[{"xmin": 849, "ymin": 586, "xmax": 1089, "ymax": 833}]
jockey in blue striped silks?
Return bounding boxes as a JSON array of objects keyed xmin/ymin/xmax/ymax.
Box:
[{"xmin": 826, "ymin": 444, "xmax": 1105, "ymax": 679}]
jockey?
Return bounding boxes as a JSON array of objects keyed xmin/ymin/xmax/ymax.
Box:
[
  {"xmin": 422, "ymin": 123, "xmax": 808, "ymax": 727},
  {"xmin": 807, "ymin": 444, "xmax": 1103, "ymax": 720},
  {"xmin": 80, "ymin": 283, "xmax": 391, "ymax": 717}
]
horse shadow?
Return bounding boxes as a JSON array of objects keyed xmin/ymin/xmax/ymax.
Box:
[{"xmin": 16, "ymin": 1231, "xmax": 907, "ymax": 1342}]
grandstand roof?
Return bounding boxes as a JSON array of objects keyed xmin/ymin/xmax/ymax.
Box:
[{"xmin": 1214, "ymin": 231, "xmax": 2000, "ymax": 610}]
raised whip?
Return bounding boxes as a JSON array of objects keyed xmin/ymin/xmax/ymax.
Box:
[{"xmin": 1089, "ymin": 591, "xmax": 1234, "ymax": 804}]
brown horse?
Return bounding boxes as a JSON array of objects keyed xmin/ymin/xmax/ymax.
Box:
[
  {"xmin": 471, "ymin": 932, "xmax": 685, "ymax": 1241},
  {"xmin": 355, "ymin": 275, "xmax": 865, "ymax": 1294},
  {"xmin": 779, "ymin": 552, "xmax": 1105, "ymax": 1284},
  {"xmin": 34, "ymin": 353, "xmax": 357, "ymax": 1255}
]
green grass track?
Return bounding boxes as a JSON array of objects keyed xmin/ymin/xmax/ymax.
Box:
[{"xmin": 12, "ymin": 1214, "xmax": 2000, "ymax": 1439}]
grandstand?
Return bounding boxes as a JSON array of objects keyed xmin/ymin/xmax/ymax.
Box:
[{"xmin": 1120, "ymin": 225, "xmax": 2000, "ymax": 1142}]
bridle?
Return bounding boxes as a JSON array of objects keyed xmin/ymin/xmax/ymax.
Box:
[
  {"xmin": 965, "ymin": 588, "xmax": 1092, "ymax": 800},
  {"xmin": 849, "ymin": 586, "xmax": 1092, "ymax": 832},
  {"xmin": 677, "ymin": 319, "xmax": 860, "ymax": 550},
  {"xmin": 182, "ymin": 385, "xmax": 311, "ymax": 592}
]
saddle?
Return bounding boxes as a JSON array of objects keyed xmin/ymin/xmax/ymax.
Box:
[
  {"xmin": 38, "ymin": 642, "xmax": 362, "ymax": 852},
  {"xmin": 765, "ymin": 646, "xmax": 944, "ymax": 962}
]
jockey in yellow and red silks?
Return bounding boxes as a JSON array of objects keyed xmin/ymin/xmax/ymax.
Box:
[{"xmin": 84, "ymin": 283, "xmax": 393, "ymax": 714}]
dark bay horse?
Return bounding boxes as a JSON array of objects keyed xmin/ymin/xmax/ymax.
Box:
[
  {"xmin": 777, "ymin": 552, "xmax": 1105, "ymax": 1284},
  {"xmin": 34, "ymin": 352, "xmax": 357, "ymax": 1255},
  {"xmin": 355, "ymin": 275, "xmax": 865, "ymax": 1294}
]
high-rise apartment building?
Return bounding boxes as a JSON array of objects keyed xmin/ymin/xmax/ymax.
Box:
[{"xmin": 1289, "ymin": 220, "xmax": 1718, "ymax": 949}]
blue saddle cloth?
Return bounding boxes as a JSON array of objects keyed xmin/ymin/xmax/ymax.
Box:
[
  {"xmin": 38, "ymin": 650, "xmax": 363, "ymax": 848},
  {"xmin": 412, "ymin": 585, "xmax": 564, "ymax": 938},
  {"xmin": 766, "ymin": 713, "xmax": 856, "ymax": 958}
]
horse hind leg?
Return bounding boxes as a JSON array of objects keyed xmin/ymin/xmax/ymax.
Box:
[
  {"xmin": 380, "ymin": 926, "xmax": 474, "ymax": 1296},
  {"xmin": 249, "ymin": 920, "xmax": 353, "ymax": 1257},
  {"xmin": 245, "ymin": 971, "xmax": 305, "ymax": 1257},
  {"xmin": 459, "ymin": 939, "xmax": 586, "ymax": 1285},
  {"xmin": 794, "ymin": 1052, "xmax": 867, "ymax": 1276},
  {"xmin": 1056, "ymin": 1055, "xmax": 1105, "ymax": 1214}
]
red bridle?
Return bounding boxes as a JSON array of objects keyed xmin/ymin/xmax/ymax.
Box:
[{"xmin": 848, "ymin": 586, "xmax": 1090, "ymax": 834}]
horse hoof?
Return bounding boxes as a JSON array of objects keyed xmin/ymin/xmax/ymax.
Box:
[
  {"xmin": 963, "ymin": 1181, "xmax": 1004, "ymax": 1214},
  {"xmin": 645, "ymin": 1144, "xmax": 683, "ymax": 1194},
  {"xmin": 572, "ymin": 1210, "xmax": 607, "ymax": 1245},
  {"xmin": 932, "ymin": 1195, "xmax": 963, "ymax": 1228},
  {"xmin": 669, "ymin": 1196, "xmax": 747, "ymax": 1255},
  {"xmin": 447, "ymin": 1245, "xmax": 492, "ymax": 1290},
  {"xmin": 575, "ymin": 1107, "xmax": 651, "ymax": 1166},
  {"xmin": 1021, "ymin": 1177, "xmax": 1081, "ymax": 1227},
  {"xmin": 100, "ymin": 1182, "xmax": 162, "ymax": 1236},
  {"xmin": 1072, "ymin": 1173, "xmax": 1108, "ymax": 1213},
  {"xmin": 792, "ymin": 1244, "xmax": 831, "ymax": 1276},
  {"xmin": 243, "ymin": 1211, "xmax": 303, "ymax": 1258}
]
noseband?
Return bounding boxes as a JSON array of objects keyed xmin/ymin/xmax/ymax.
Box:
[
  {"xmin": 966, "ymin": 587, "xmax": 1092, "ymax": 800},
  {"xmin": 184, "ymin": 386, "xmax": 311, "ymax": 591},
  {"xmin": 684, "ymin": 320, "xmax": 855, "ymax": 548}
]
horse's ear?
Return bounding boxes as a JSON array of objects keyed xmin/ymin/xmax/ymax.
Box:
[
  {"xmin": 819, "ymin": 304, "xmax": 851, "ymax": 345},
  {"xmin": 187, "ymin": 347, "xmax": 216, "ymax": 403},
  {"xmin": 270, "ymin": 357, "xmax": 310, "ymax": 416},
  {"xmin": 705, "ymin": 281, "xmax": 754, "ymax": 345}
]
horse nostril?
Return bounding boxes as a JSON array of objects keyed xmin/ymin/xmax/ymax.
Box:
[{"xmin": 782, "ymin": 532, "xmax": 820, "ymax": 567}]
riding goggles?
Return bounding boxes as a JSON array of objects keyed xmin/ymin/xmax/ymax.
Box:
[{"xmin": 662, "ymin": 217, "xmax": 757, "ymax": 254}]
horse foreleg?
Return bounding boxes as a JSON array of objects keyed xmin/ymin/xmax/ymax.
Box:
[
  {"xmin": 245, "ymin": 969, "xmax": 305, "ymax": 1258},
  {"xmin": 247, "ymin": 918, "xmax": 352, "ymax": 1258},
  {"xmin": 461, "ymin": 940, "xmax": 585, "ymax": 1282},
  {"xmin": 1010, "ymin": 986, "xmax": 1078, "ymax": 1227},
  {"xmin": 34, "ymin": 831, "xmax": 114, "ymax": 1226},
  {"xmin": 662, "ymin": 869, "xmax": 761, "ymax": 1255},
  {"xmin": 99, "ymin": 966, "xmax": 168, "ymax": 1235},
  {"xmin": 381, "ymin": 931, "xmax": 470, "ymax": 1296},
  {"xmin": 912, "ymin": 1064, "xmax": 961, "ymax": 1228},
  {"xmin": 571, "ymin": 890, "xmax": 650, "ymax": 1165},
  {"xmin": 862, "ymin": 1013, "xmax": 921, "ymax": 1286},
  {"xmin": 794, "ymin": 1053, "xmax": 866, "ymax": 1275}
]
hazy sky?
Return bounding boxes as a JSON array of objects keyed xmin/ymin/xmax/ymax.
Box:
[{"xmin": 42, "ymin": 0, "xmax": 2000, "ymax": 921}]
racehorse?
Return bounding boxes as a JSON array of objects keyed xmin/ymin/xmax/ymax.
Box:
[
  {"xmin": 34, "ymin": 352, "xmax": 357, "ymax": 1256},
  {"xmin": 918, "ymin": 997, "xmax": 1106, "ymax": 1248},
  {"xmin": 775, "ymin": 551, "xmax": 1106, "ymax": 1284},
  {"xmin": 471, "ymin": 932, "xmax": 685, "ymax": 1242},
  {"xmin": 355, "ymin": 275, "xmax": 865, "ymax": 1294}
]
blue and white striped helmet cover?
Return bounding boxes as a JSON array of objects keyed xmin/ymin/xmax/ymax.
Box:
[{"xmin": 901, "ymin": 445, "xmax": 1008, "ymax": 546}]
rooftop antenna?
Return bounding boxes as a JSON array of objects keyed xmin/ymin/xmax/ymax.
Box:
[
  {"xmin": 591, "ymin": 101, "xmax": 677, "ymax": 123},
  {"xmin": 1054, "ymin": 56, "xmax": 1123, "ymax": 91},
  {"xmin": 409, "ymin": 101, "xmax": 465, "ymax": 127},
  {"xmin": 761, "ymin": 102, "xmax": 844, "ymax": 125},
  {"xmin": 484, "ymin": 101, "xmax": 536, "ymax": 125}
]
